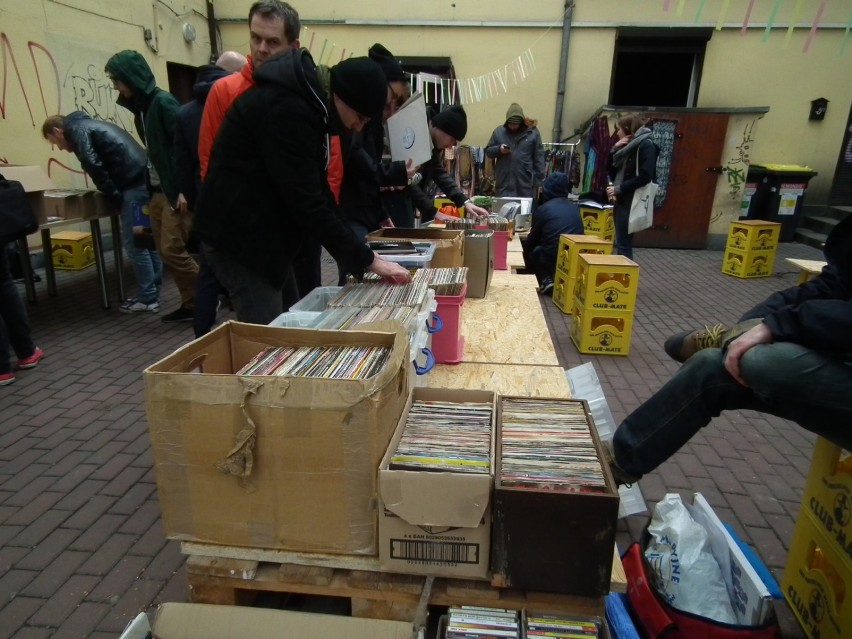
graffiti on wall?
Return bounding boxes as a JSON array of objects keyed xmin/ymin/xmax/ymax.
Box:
[
  {"xmin": 724, "ymin": 118, "xmax": 759, "ymax": 202},
  {"xmin": 67, "ymin": 63, "xmax": 132, "ymax": 128}
]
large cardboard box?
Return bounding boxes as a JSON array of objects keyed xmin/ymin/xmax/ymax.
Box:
[
  {"xmin": 491, "ymin": 396, "xmax": 619, "ymax": 596},
  {"xmin": 121, "ymin": 603, "xmax": 413, "ymax": 639},
  {"xmin": 367, "ymin": 228, "xmax": 464, "ymax": 268},
  {"xmin": 43, "ymin": 189, "xmax": 97, "ymax": 220},
  {"xmin": 462, "ymin": 229, "xmax": 493, "ymax": 298},
  {"xmin": 0, "ymin": 164, "xmax": 55, "ymax": 224},
  {"xmin": 378, "ymin": 388, "xmax": 495, "ymax": 579},
  {"xmin": 143, "ymin": 321, "xmax": 410, "ymax": 554}
]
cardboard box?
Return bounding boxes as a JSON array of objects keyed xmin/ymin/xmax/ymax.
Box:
[
  {"xmin": 43, "ymin": 189, "xmax": 97, "ymax": 220},
  {"xmin": 378, "ymin": 388, "xmax": 495, "ymax": 579},
  {"xmin": 368, "ymin": 228, "xmax": 464, "ymax": 269},
  {"xmin": 0, "ymin": 164, "xmax": 55, "ymax": 224},
  {"xmin": 463, "ymin": 229, "xmax": 493, "ymax": 298},
  {"xmin": 120, "ymin": 603, "xmax": 413, "ymax": 639},
  {"xmin": 143, "ymin": 321, "xmax": 410, "ymax": 554},
  {"xmin": 491, "ymin": 396, "xmax": 619, "ymax": 596},
  {"xmin": 783, "ymin": 512, "xmax": 852, "ymax": 639},
  {"xmin": 51, "ymin": 231, "xmax": 94, "ymax": 270},
  {"xmin": 800, "ymin": 437, "xmax": 852, "ymax": 565}
]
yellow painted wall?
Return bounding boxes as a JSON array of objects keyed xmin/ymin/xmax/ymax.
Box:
[{"xmin": 0, "ymin": 0, "xmax": 210, "ymax": 189}]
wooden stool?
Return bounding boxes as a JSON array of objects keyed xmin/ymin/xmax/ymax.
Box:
[{"xmin": 784, "ymin": 258, "xmax": 826, "ymax": 285}]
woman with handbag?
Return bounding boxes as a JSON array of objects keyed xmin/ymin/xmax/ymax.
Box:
[{"xmin": 605, "ymin": 114, "xmax": 658, "ymax": 259}]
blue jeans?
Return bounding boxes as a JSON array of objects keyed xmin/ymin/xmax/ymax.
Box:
[
  {"xmin": 0, "ymin": 248, "xmax": 36, "ymax": 374},
  {"xmin": 613, "ymin": 344, "xmax": 852, "ymax": 478},
  {"xmin": 613, "ymin": 199, "xmax": 633, "ymax": 259},
  {"xmin": 120, "ymin": 186, "xmax": 162, "ymax": 304}
]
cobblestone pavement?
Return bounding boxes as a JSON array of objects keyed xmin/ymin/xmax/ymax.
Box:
[{"xmin": 0, "ymin": 240, "xmax": 826, "ymax": 637}]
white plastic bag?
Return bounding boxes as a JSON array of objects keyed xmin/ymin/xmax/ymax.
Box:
[{"xmin": 644, "ymin": 493, "xmax": 737, "ymax": 624}]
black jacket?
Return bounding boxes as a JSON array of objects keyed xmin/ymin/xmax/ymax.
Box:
[
  {"xmin": 742, "ymin": 214, "xmax": 852, "ymax": 354},
  {"xmin": 410, "ymin": 148, "xmax": 468, "ymax": 223},
  {"xmin": 525, "ymin": 196, "xmax": 584, "ymax": 260},
  {"xmin": 607, "ymin": 138, "xmax": 658, "ymax": 202},
  {"xmin": 61, "ymin": 111, "xmax": 147, "ymax": 208},
  {"xmin": 174, "ymin": 65, "xmax": 231, "ymax": 210},
  {"xmin": 194, "ymin": 49, "xmax": 374, "ymax": 288}
]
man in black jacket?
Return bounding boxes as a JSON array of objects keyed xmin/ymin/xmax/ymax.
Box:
[
  {"xmin": 609, "ymin": 214, "xmax": 852, "ymax": 485},
  {"xmin": 194, "ymin": 50, "xmax": 410, "ymax": 325},
  {"xmin": 42, "ymin": 112, "xmax": 163, "ymax": 312}
]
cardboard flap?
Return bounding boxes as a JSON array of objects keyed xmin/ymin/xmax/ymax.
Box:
[
  {"xmin": 381, "ymin": 470, "xmax": 491, "ymax": 529},
  {"xmin": 0, "ymin": 165, "xmax": 55, "ymax": 192},
  {"xmin": 153, "ymin": 603, "xmax": 413, "ymax": 639}
]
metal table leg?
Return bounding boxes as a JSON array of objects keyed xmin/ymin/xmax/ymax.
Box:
[
  {"xmin": 16, "ymin": 236, "xmax": 37, "ymax": 304},
  {"xmin": 89, "ymin": 218, "xmax": 110, "ymax": 309},
  {"xmin": 110, "ymin": 213, "xmax": 126, "ymax": 303},
  {"xmin": 41, "ymin": 228, "xmax": 57, "ymax": 296}
]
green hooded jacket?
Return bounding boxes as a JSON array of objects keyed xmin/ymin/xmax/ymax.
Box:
[{"xmin": 105, "ymin": 50, "xmax": 181, "ymax": 203}]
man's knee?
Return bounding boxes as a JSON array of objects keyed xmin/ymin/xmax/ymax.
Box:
[{"xmin": 739, "ymin": 342, "xmax": 809, "ymax": 392}]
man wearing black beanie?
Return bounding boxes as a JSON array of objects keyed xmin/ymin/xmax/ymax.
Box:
[
  {"xmin": 405, "ymin": 106, "xmax": 489, "ymax": 223},
  {"xmin": 194, "ymin": 50, "xmax": 410, "ymax": 325}
]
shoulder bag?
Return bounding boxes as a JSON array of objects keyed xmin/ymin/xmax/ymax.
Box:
[
  {"xmin": 0, "ymin": 172, "xmax": 39, "ymax": 244},
  {"xmin": 627, "ymin": 148, "xmax": 658, "ymax": 234}
]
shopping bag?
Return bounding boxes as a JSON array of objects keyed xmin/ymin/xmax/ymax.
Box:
[
  {"xmin": 0, "ymin": 172, "xmax": 39, "ymax": 244},
  {"xmin": 627, "ymin": 152, "xmax": 658, "ymax": 234}
]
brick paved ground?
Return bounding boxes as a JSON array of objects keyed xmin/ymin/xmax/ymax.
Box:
[{"xmin": 0, "ymin": 240, "xmax": 826, "ymax": 637}]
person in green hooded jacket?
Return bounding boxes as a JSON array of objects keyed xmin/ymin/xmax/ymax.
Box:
[
  {"xmin": 105, "ymin": 50, "xmax": 199, "ymax": 322},
  {"xmin": 485, "ymin": 103, "xmax": 545, "ymax": 202}
]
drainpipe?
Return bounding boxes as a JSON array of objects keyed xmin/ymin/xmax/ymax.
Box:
[
  {"xmin": 551, "ymin": 1, "xmax": 575, "ymax": 142},
  {"xmin": 207, "ymin": 0, "xmax": 220, "ymax": 61}
]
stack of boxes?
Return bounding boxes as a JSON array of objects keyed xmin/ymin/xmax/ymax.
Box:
[
  {"xmin": 552, "ymin": 234, "xmax": 613, "ymax": 314},
  {"xmin": 579, "ymin": 203, "xmax": 614, "ymax": 243},
  {"xmin": 570, "ymin": 255, "xmax": 639, "ymax": 356},
  {"xmin": 782, "ymin": 438, "xmax": 852, "ymax": 639},
  {"xmin": 721, "ymin": 220, "xmax": 781, "ymax": 279}
]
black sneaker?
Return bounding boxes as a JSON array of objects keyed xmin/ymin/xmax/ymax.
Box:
[
  {"xmin": 161, "ymin": 305, "xmax": 194, "ymax": 323},
  {"xmin": 538, "ymin": 279, "xmax": 554, "ymax": 296}
]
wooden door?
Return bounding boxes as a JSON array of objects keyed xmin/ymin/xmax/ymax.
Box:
[{"xmin": 634, "ymin": 112, "xmax": 729, "ymax": 249}]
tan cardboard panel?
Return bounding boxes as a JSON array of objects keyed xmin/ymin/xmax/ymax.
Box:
[{"xmin": 0, "ymin": 165, "xmax": 55, "ymax": 191}]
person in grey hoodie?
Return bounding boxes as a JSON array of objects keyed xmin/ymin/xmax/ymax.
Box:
[{"xmin": 485, "ymin": 103, "xmax": 545, "ymax": 201}]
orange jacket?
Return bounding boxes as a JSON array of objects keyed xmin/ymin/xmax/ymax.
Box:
[
  {"xmin": 328, "ymin": 135, "xmax": 343, "ymax": 203},
  {"xmin": 198, "ymin": 58, "xmax": 255, "ymax": 180}
]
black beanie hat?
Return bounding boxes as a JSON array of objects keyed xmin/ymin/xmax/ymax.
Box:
[
  {"xmin": 330, "ymin": 57, "xmax": 388, "ymax": 120},
  {"xmin": 432, "ymin": 106, "xmax": 467, "ymax": 141},
  {"xmin": 368, "ymin": 43, "xmax": 405, "ymax": 82}
]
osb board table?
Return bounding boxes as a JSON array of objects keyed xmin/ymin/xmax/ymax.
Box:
[
  {"xmin": 457, "ymin": 274, "xmax": 559, "ymax": 366},
  {"xmin": 784, "ymin": 257, "xmax": 826, "ymax": 284},
  {"xmin": 427, "ymin": 362, "xmax": 569, "ymax": 396}
]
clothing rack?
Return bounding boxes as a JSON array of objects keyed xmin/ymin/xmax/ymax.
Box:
[{"xmin": 543, "ymin": 141, "xmax": 582, "ymax": 186}]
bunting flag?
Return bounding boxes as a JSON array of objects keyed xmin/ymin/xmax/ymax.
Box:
[
  {"xmin": 784, "ymin": 0, "xmax": 806, "ymax": 49},
  {"xmin": 741, "ymin": 0, "xmax": 758, "ymax": 34},
  {"xmin": 716, "ymin": 0, "xmax": 731, "ymax": 31},
  {"xmin": 842, "ymin": 11, "xmax": 852, "ymax": 55},
  {"xmin": 803, "ymin": 0, "xmax": 830, "ymax": 53},
  {"xmin": 763, "ymin": 0, "xmax": 784, "ymax": 42},
  {"xmin": 301, "ymin": 26, "xmax": 353, "ymax": 65}
]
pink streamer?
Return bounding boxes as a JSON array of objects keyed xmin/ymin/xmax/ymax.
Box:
[
  {"xmin": 803, "ymin": 0, "xmax": 829, "ymax": 53},
  {"xmin": 741, "ymin": 0, "xmax": 757, "ymax": 34},
  {"xmin": 663, "ymin": 0, "xmax": 671, "ymax": 11}
]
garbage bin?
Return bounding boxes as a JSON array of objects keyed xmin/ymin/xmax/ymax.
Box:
[{"xmin": 742, "ymin": 164, "xmax": 818, "ymax": 242}]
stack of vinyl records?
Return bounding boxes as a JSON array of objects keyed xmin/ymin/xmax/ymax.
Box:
[
  {"xmin": 236, "ymin": 344, "xmax": 391, "ymax": 379},
  {"xmin": 329, "ymin": 281, "xmax": 429, "ymax": 308},
  {"xmin": 524, "ymin": 613, "xmax": 601, "ymax": 638},
  {"xmin": 446, "ymin": 606, "xmax": 520, "ymax": 638},
  {"xmin": 411, "ymin": 267, "xmax": 468, "ymax": 295}
]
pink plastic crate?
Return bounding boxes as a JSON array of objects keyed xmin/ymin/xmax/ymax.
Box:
[
  {"xmin": 431, "ymin": 282, "xmax": 467, "ymax": 364},
  {"xmin": 493, "ymin": 230, "xmax": 509, "ymax": 270}
]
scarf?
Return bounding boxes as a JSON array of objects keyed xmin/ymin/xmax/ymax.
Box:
[{"xmin": 611, "ymin": 126, "xmax": 653, "ymax": 169}]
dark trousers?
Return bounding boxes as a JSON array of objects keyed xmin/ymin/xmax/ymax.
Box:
[
  {"xmin": 0, "ymin": 247, "xmax": 36, "ymax": 374},
  {"xmin": 337, "ymin": 220, "xmax": 371, "ymax": 286},
  {"xmin": 192, "ymin": 249, "xmax": 226, "ymax": 338},
  {"xmin": 522, "ymin": 240, "xmax": 556, "ymax": 286},
  {"xmin": 293, "ymin": 239, "xmax": 322, "ymax": 299}
]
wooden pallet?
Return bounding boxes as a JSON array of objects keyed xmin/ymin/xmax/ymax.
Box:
[{"xmin": 185, "ymin": 553, "xmax": 606, "ymax": 623}]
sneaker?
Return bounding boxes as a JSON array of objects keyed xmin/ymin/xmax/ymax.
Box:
[
  {"xmin": 0, "ymin": 372, "xmax": 15, "ymax": 386},
  {"xmin": 121, "ymin": 299, "xmax": 160, "ymax": 314},
  {"xmin": 161, "ymin": 305, "xmax": 194, "ymax": 323},
  {"xmin": 664, "ymin": 324, "xmax": 726, "ymax": 363},
  {"xmin": 16, "ymin": 347, "xmax": 44, "ymax": 369},
  {"xmin": 538, "ymin": 279, "xmax": 554, "ymax": 296},
  {"xmin": 604, "ymin": 444, "xmax": 639, "ymax": 487}
]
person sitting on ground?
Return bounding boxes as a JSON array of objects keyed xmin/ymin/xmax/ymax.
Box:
[
  {"xmin": 408, "ymin": 106, "xmax": 490, "ymax": 224},
  {"xmin": 522, "ymin": 172, "xmax": 583, "ymax": 296},
  {"xmin": 609, "ymin": 213, "xmax": 852, "ymax": 485}
]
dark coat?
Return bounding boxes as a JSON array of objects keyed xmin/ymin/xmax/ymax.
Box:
[
  {"xmin": 174, "ymin": 65, "xmax": 231, "ymax": 210},
  {"xmin": 105, "ymin": 50, "xmax": 181, "ymax": 203},
  {"xmin": 525, "ymin": 196, "xmax": 584, "ymax": 261},
  {"xmin": 607, "ymin": 138, "xmax": 658, "ymax": 202},
  {"xmin": 194, "ymin": 49, "xmax": 374, "ymax": 288},
  {"xmin": 410, "ymin": 147, "xmax": 468, "ymax": 223},
  {"xmin": 61, "ymin": 111, "xmax": 147, "ymax": 208},
  {"xmin": 742, "ymin": 214, "xmax": 852, "ymax": 353}
]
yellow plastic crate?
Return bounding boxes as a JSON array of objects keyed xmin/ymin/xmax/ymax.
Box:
[
  {"xmin": 555, "ymin": 234, "xmax": 613, "ymax": 280},
  {"xmin": 51, "ymin": 231, "xmax": 94, "ymax": 271},
  {"xmin": 570, "ymin": 303, "xmax": 633, "ymax": 356},
  {"xmin": 721, "ymin": 247, "xmax": 777, "ymax": 278},
  {"xmin": 800, "ymin": 437, "xmax": 852, "ymax": 565},
  {"xmin": 574, "ymin": 254, "xmax": 639, "ymax": 312},
  {"xmin": 726, "ymin": 220, "xmax": 781, "ymax": 252},
  {"xmin": 552, "ymin": 271, "xmax": 574, "ymax": 314},
  {"xmin": 782, "ymin": 512, "xmax": 852, "ymax": 639},
  {"xmin": 580, "ymin": 206, "xmax": 614, "ymax": 238}
]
